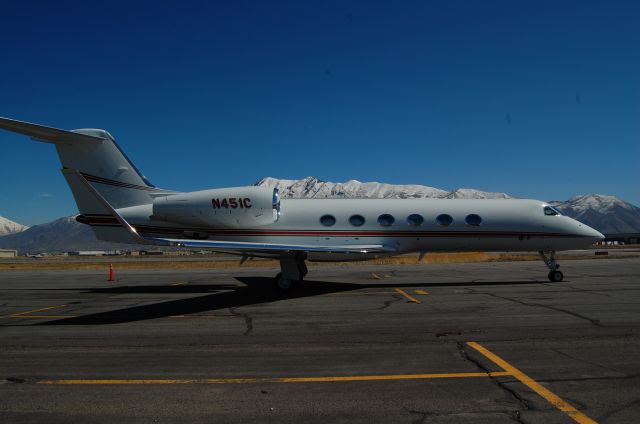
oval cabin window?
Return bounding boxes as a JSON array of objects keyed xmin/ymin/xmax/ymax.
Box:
[
  {"xmin": 377, "ymin": 214, "xmax": 395, "ymax": 227},
  {"xmin": 465, "ymin": 214, "xmax": 482, "ymax": 226},
  {"xmin": 319, "ymin": 215, "xmax": 336, "ymax": 226},
  {"xmin": 436, "ymin": 214, "xmax": 453, "ymax": 226},
  {"xmin": 406, "ymin": 214, "xmax": 424, "ymax": 226},
  {"xmin": 349, "ymin": 214, "xmax": 365, "ymax": 227}
]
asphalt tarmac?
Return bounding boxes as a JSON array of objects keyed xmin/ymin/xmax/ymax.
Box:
[{"xmin": 1, "ymin": 258, "xmax": 639, "ymax": 423}]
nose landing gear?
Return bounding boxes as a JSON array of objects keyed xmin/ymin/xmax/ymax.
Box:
[
  {"xmin": 539, "ymin": 251, "xmax": 563, "ymax": 282},
  {"xmin": 548, "ymin": 270, "xmax": 564, "ymax": 282}
]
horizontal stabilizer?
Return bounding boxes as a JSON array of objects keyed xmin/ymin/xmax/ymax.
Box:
[{"xmin": 0, "ymin": 117, "xmax": 104, "ymax": 145}]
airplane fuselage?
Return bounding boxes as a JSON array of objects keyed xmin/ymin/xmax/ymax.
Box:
[{"xmin": 83, "ymin": 197, "xmax": 604, "ymax": 261}]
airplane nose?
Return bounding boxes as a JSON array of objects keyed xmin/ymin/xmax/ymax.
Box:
[{"xmin": 579, "ymin": 223, "xmax": 605, "ymax": 243}]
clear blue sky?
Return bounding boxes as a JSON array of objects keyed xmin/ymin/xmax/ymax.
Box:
[{"xmin": 1, "ymin": 0, "xmax": 638, "ymax": 226}]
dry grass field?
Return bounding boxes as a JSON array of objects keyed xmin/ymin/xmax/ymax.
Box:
[{"xmin": 0, "ymin": 251, "xmax": 620, "ymax": 271}]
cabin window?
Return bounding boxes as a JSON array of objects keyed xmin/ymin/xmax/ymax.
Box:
[
  {"xmin": 320, "ymin": 214, "xmax": 336, "ymax": 226},
  {"xmin": 406, "ymin": 214, "xmax": 424, "ymax": 226},
  {"xmin": 436, "ymin": 214, "xmax": 453, "ymax": 226},
  {"xmin": 349, "ymin": 214, "xmax": 365, "ymax": 226},
  {"xmin": 465, "ymin": 214, "xmax": 482, "ymax": 226},
  {"xmin": 544, "ymin": 206, "xmax": 561, "ymax": 216},
  {"xmin": 377, "ymin": 214, "xmax": 395, "ymax": 227}
]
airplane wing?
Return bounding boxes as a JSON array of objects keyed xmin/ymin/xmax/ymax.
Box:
[
  {"xmin": 145, "ymin": 238, "xmax": 393, "ymax": 254},
  {"xmin": 0, "ymin": 116, "xmax": 104, "ymax": 145},
  {"xmin": 75, "ymin": 170, "xmax": 394, "ymax": 255}
]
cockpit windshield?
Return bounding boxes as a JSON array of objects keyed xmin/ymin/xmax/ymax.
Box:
[{"xmin": 543, "ymin": 206, "xmax": 562, "ymax": 216}]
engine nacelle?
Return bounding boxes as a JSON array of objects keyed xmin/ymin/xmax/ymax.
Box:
[{"xmin": 152, "ymin": 186, "xmax": 280, "ymax": 228}]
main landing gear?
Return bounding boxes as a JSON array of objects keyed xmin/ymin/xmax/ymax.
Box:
[
  {"xmin": 539, "ymin": 250, "xmax": 563, "ymax": 282},
  {"xmin": 273, "ymin": 253, "xmax": 308, "ymax": 291}
]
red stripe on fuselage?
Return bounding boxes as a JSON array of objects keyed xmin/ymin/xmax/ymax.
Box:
[
  {"xmin": 76, "ymin": 215, "xmax": 583, "ymax": 238},
  {"xmin": 79, "ymin": 222, "xmax": 580, "ymax": 238}
]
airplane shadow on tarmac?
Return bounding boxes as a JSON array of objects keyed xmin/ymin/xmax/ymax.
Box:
[{"xmin": 34, "ymin": 278, "xmax": 544, "ymax": 326}]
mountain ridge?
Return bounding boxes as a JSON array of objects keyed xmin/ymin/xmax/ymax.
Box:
[
  {"xmin": 549, "ymin": 194, "xmax": 640, "ymax": 234},
  {"xmin": 1, "ymin": 178, "xmax": 638, "ymax": 253},
  {"xmin": 0, "ymin": 216, "xmax": 141, "ymax": 253},
  {"xmin": 255, "ymin": 176, "xmax": 511, "ymax": 199}
]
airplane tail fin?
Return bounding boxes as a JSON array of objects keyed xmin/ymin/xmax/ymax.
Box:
[
  {"xmin": 63, "ymin": 170, "xmax": 149, "ymax": 244},
  {"xmin": 0, "ymin": 117, "xmax": 167, "ymax": 210}
]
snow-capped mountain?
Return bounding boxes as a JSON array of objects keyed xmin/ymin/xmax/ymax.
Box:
[
  {"xmin": 443, "ymin": 188, "xmax": 511, "ymax": 199},
  {"xmin": 0, "ymin": 215, "xmax": 28, "ymax": 236},
  {"xmin": 255, "ymin": 176, "xmax": 508, "ymax": 199},
  {"xmin": 0, "ymin": 215, "xmax": 143, "ymax": 253},
  {"xmin": 551, "ymin": 194, "xmax": 640, "ymax": 234}
]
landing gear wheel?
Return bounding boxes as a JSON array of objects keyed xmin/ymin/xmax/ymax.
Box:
[
  {"xmin": 274, "ymin": 273, "xmax": 297, "ymax": 292},
  {"xmin": 548, "ymin": 270, "xmax": 564, "ymax": 282},
  {"xmin": 540, "ymin": 251, "xmax": 564, "ymax": 282}
]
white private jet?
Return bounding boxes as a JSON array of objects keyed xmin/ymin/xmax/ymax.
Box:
[{"xmin": 0, "ymin": 117, "xmax": 604, "ymax": 289}]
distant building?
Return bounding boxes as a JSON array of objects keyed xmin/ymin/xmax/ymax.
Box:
[
  {"xmin": 67, "ymin": 251, "xmax": 108, "ymax": 256},
  {"xmin": 139, "ymin": 250, "xmax": 163, "ymax": 255},
  {"xmin": 603, "ymin": 233, "xmax": 640, "ymax": 244},
  {"xmin": 0, "ymin": 249, "xmax": 18, "ymax": 258}
]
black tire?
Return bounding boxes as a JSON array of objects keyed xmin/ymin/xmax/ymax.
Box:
[
  {"xmin": 273, "ymin": 273, "xmax": 296, "ymax": 292},
  {"xmin": 548, "ymin": 270, "xmax": 564, "ymax": 282}
]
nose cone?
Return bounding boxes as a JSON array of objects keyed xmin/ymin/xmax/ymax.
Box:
[{"xmin": 577, "ymin": 222, "xmax": 605, "ymax": 243}]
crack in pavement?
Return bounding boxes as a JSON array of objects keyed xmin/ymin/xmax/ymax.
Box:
[
  {"xmin": 379, "ymin": 295, "xmax": 403, "ymax": 310},
  {"xmin": 560, "ymin": 283, "xmax": 613, "ymax": 298},
  {"xmin": 509, "ymin": 409, "xmax": 525, "ymax": 424},
  {"xmin": 469, "ymin": 289, "xmax": 604, "ymax": 327},
  {"xmin": 551, "ymin": 348, "xmax": 623, "ymax": 374},
  {"xmin": 540, "ymin": 372, "xmax": 640, "ymax": 383},
  {"xmin": 408, "ymin": 409, "xmax": 430, "ymax": 424},
  {"xmin": 408, "ymin": 409, "xmax": 524, "ymax": 423},
  {"xmin": 598, "ymin": 397, "xmax": 640, "ymax": 423},
  {"xmin": 456, "ymin": 342, "xmax": 529, "ymax": 423},
  {"xmin": 228, "ymin": 307, "xmax": 253, "ymax": 336}
]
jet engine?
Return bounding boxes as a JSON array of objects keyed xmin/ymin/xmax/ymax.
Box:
[{"xmin": 152, "ymin": 186, "xmax": 280, "ymax": 228}]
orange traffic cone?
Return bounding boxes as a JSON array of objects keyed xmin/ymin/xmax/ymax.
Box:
[{"xmin": 108, "ymin": 263, "xmax": 114, "ymax": 282}]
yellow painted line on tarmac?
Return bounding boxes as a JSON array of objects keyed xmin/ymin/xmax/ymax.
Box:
[
  {"xmin": 414, "ymin": 289, "xmax": 429, "ymax": 295},
  {"xmin": 467, "ymin": 342, "xmax": 597, "ymax": 424},
  {"xmin": 0, "ymin": 305, "xmax": 77, "ymax": 320},
  {"xmin": 37, "ymin": 371, "xmax": 510, "ymax": 385},
  {"xmin": 394, "ymin": 288, "xmax": 421, "ymax": 303},
  {"xmin": 170, "ymin": 281, "xmax": 189, "ymax": 286},
  {"xmin": 9, "ymin": 315, "xmax": 76, "ymax": 319},
  {"xmin": 11, "ymin": 305, "xmax": 67, "ymax": 317},
  {"xmin": 273, "ymin": 372, "xmax": 509, "ymax": 383}
]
